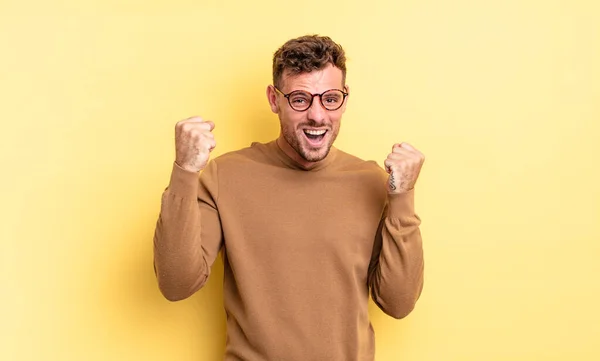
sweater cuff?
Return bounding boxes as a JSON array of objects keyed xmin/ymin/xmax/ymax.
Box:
[
  {"xmin": 387, "ymin": 188, "xmax": 416, "ymax": 219},
  {"xmin": 167, "ymin": 162, "xmax": 200, "ymax": 199}
]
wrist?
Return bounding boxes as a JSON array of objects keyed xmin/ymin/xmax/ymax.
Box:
[
  {"xmin": 387, "ymin": 188, "xmax": 417, "ymax": 219},
  {"xmin": 175, "ymin": 160, "xmax": 202, "ymax": 173},
  {"xmin": 388, "ymin": 186, "xmax": 413, "ymax": 195},
  {"xmin": 168, "ymin": 162, "xmax": 200, "ymax": 199}
]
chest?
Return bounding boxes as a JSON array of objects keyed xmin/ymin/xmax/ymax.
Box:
[{"xmin": 218, "ymin": 167, "xmax": 386, "ymax": 265}]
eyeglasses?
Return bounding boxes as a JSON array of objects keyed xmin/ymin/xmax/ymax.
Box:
[{"xmin": 274, "ymin": 86, "xmax": 348, "ymax": 112}]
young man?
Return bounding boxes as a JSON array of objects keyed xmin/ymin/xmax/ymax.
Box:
[{"xmin": 153, "ymin": 35, "xmax": 425, "ymax": 361}]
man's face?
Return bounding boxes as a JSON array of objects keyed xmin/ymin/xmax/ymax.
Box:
[{"xmin": 268, "ymin": 64, "xmax": 348, "ymax": 163}]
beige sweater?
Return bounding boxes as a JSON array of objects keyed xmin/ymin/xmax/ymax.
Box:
[{"xmin": 153, "ymin": 140, "xmax": 424, "ymax": 361}]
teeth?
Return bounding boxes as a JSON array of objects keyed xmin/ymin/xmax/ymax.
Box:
[{"xmin": 304, "ymin": 129, "xmax": 326, "ymax": 136}]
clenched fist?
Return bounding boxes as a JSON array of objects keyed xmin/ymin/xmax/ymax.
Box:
[
  {"xmin": 384, "ymin": 143, "xmax": 425, "ymax": 194},
  {"xmin": 175, "ymin": 116, "xmax": 216, "ymax": 173}
]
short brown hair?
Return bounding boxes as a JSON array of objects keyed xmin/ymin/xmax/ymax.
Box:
[{"xmin": 272, "ymin": 35, "xmax": 346, "ymax": 89}]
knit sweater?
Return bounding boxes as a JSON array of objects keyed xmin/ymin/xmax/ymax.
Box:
[{"xmin": 153, "ymin": 140, "xmax": 424, "ymax": 361}]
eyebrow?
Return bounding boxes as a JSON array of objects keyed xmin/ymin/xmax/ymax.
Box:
[
  {"xmin": 290, "ymin": 89, "xmax": 342, "ymax": 95},
  {"xmin": 289, "ymin": 90, "xmax": 312, "ymax": 96}
]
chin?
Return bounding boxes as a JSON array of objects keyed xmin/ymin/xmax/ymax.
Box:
[
  {"xmin": 282, "ymin": 127, "xmax": 337, "ymax": 163},
  {"xmin": 299, "ymin": 144, "xmax": 331, "ymax": 162},
  {"xmin": 298, "ymin": 132, "xmax": 337, "ymax": 162}
]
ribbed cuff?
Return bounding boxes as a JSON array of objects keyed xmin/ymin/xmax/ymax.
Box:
[
  {"xmin": 167, "ymin": 162, "xmax": 200, "ymax": 199},
  {"xmin": 387, "ymin": 188, "xmax": 416, "ymax": 219}
]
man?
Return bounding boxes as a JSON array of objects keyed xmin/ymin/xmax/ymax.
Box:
[{"xmin": 153, "ymin": 35, "xmax": 425, "ymax": 361}]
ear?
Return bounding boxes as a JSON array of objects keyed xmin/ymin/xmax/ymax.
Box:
[
  {"xmin": 266, "ymin": 85, "xmax": 279, "ymax": 113},
  {"xmin": 341, "ymin": 84, "xmax": 350, "ymax": 113}
]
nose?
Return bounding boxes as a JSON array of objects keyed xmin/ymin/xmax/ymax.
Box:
[{"xmin": 307, "ymin": 95, "xmax": 327, "ymax": 123}]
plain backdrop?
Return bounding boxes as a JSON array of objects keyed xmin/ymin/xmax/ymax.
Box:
[{"xmin": 2, "ymin": 1, "xmax": 599, "ymax": 360}]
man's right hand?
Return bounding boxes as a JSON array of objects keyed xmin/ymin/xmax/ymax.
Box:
[{"xmin": 175, "ymin": 116, "xmax": 216, "ymax": 173}]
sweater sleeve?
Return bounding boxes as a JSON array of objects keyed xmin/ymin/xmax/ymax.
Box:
[
  {"xmin": 368, "ymin": 189, "xmax": 425, "ymax": 319},
  {"xmin": 153, "ymin": 160, "xmax": 223, "ymax": 301}
]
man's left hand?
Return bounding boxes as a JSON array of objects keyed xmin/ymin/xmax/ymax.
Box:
[{"xmin": 384, "ymin": 143, "xmax": 425, "ymax": 194}]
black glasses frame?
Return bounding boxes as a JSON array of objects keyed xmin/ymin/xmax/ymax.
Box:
[{"xmin": 274, "ymin": 86, "xmax": 349, "ymax": 112}]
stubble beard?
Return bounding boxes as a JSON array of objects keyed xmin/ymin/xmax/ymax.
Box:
[{"xmin": 282, "ymin": 125, "xmax": 339, "ymax": 163}]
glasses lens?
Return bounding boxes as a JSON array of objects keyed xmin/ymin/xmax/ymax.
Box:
[
  {"xmin": 288, "ymin": 91, "xmax": 312, "ymax": 111},
  {"xmin": 321, "ymin": 90, "xmax": 345, "ymax": 110}
]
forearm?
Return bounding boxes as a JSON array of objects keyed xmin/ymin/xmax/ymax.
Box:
[
  {"xmin": 369, "ymin": 189, "xmax": 424, "ymax": 319},
  {"xmin": 153, "ymin": 163, "xmax": 211, "ymax": 301}
]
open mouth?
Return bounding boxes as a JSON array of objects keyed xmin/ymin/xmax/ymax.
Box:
[{"xmin": 303, "ymin": 129, "xmax": 328, "ymax": 146}]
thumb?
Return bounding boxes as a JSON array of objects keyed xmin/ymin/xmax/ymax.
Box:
[{"xmin": 384, "ymin": 159, "xmax": 393, "ymax": 174}]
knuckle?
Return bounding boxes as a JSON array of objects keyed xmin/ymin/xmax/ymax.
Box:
[
  {"xmin": 181, "ymin": 123, "xmax": 194, "ymax": 133},
  {"xmin": 189, "ymin": 129, "xmax": 203, "ymax": 139}
]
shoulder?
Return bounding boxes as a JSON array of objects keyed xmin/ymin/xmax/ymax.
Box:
[
  {"xmin": 334, "ymin": 148, "xmax": 386, "ymax": 175},
  {"xmin": 215, "ymin": 141, "xmax": 264, "ymax": 160},
  {"xmin": 332, "ymin": 148, "xmax": 388, "ymax": 188},
  {"xmin": 332, "ymin": 148, "xmax": 389, "ymax": 204},
  {"xmin": 208, "ymin": 141, "xmax": 273, "ymax": 172}
]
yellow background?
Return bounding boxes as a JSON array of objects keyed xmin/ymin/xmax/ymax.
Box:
[{"xmin": 2, "ymin": 1, "xmax": 599, "ymax": 360}]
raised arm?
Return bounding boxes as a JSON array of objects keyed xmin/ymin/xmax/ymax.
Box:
[
  {"xmin": 368, "ymin": 143, "xmax": 425, "ymax": 318},
  {"xmin": 153, "ymin": 117, "xmax": 223, "ymax": 301}
]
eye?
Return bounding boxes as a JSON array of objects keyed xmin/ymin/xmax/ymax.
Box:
[
  {"xmin": 323, "ymin": 94, "xmax": 342, "ymax": 104},
  {"xmin": 290, "ymin": 93, "xmax": 310, "ymax": 104},
  {"xmin": 291, "ymin": 98, "xmax": 307, "ymax": 104}
]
